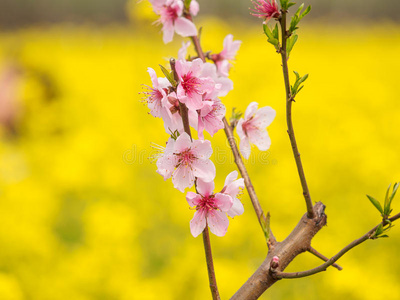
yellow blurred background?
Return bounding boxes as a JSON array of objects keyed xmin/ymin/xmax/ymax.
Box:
[{"xmin": 0, "ymin": 1, "xmax": 400, "ymax": 299}]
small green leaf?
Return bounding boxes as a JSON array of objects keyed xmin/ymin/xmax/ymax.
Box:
[
  {"xmin": 366, "ymin": 195, "xmax": 383, "ymax": 214},
  {"xmin": 230, "ymin": 107, "xmax": 243, "ymax": 126},
  {"xmin": 272, "ymin": 24, "xmax": 279, "ymax": 40},
  {"xmin": 184, "ymin": 0, "xmax": 192, "ymax": 9},
  {"xmin": 159, "ymin": 64, "xmax": 176, "ymax": 87},
  {"xmin": 288, "ymin": 4, "xmax": 311, "ymax": 34},
  {"xmin": 286, "ymin": 34, "xmax": 298, "ymax": 57},
  {"xmin": 287, "ymin": 2, "xmax": 296, "ymax": 9},
  {"xmin": 296, "ymin": 85, "xmax": 304, "ymax": 94},
  {"xmin": 300, "ymin": 5, "xmax": 312, "ymax": 19},
  {"xmin": 295, "ymin": 3, "xmax": 304, "ymax": 17},
  {"xmin": 299, "ymin": 74, "xmax": 309, "ymax": 84},
  {"xmin": 169, "ymin": 129, "xmax": 181, "ymax": 140},
  {"xmin": 379, "ymin": 235, "xmax": 389, "ymax": 238},
  {"xmin": 389, "ymin": 182, "xmax": 399, "ymax": 202},
  {"xmin": 384, "ymin": 182, "xmax": 399, "ymax": 216},
  {"xmin": 375, "ymin": 223, "xmax": 383, "ymax": 235},
  {"xmin": 263, "ymin": 24, "xmax": 279, "ymax": 47},
  {"xmin": 260, "ymin": 212, "xmax": 271, "ymax": 243}
]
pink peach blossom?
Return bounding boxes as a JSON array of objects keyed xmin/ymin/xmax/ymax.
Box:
[
  {"xmin": 186, "ymin": 179, "xmax": 233, "ymax": 237},
  {"xmin": 220, "ymin": 171, "xmax": 245, "ymax": 218},
  {"xmin": 250, "ymin": 0, "xmax": 281, "ymax": 23},
  {"xmin": 178, "ymin": 41, "xmax": 191, "ymax": 60},
  {"xmin": 212, "ymin": 34, "xmax": 242, "ymax": 77},
  {"xmin": 143, "ymin": 67, "xmax": 170, "ymax": 118},
  {"xmin": 197, "ymin": 99, "xmax": 226, "ymax": 139},
  {"xmin": 161, "ymin": 92, "xmax": 198, "ymax": 134},
  {"xmin": 150, "ymin": 0, "xmax": 197, "ymax": 44},
  {"xmin": 237, "ymin": 102, "xmax": 276, "ymax": 159},
  {"xmin": 156, "ymin": 132, "xmax": 216, "ymax": 192},
  {"xmin": 175, "ymin": 58, "xmax": 215, "ymax": 111},
  {"xmin": 200, "ymin": 62, "xmax": 233, "ymax": 98}
]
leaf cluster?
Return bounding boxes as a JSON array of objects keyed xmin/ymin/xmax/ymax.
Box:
[
  {"xmin": 290, "ymin": 71, "xmax": 308, "ymax": 98},
  {"xmin": 288, "ymin": 4, "xmax": 311, "ymax": 35},
  {"xmin": 279, "ymin": 0, "xmax": 296, "ymax": 11},
  {"xmin": 263, "ymin": 24, "xmax": 280, "ymax": 51},
  {"xmin": 367, "ymin": 182, "xmax": 399, "ymax": 238}
]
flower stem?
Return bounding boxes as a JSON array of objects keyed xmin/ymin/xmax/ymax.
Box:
[
  {"xmin": 279, "ymin": 11, "xmax": 315, "ymax": 219},
  {"xmin": 170, "ymin": 56, "xmax": 220, "ymax": 299},
  {"xmin": 223, "ymin": 117, "xmax": 276, "ymax": 245},
  {"xmin": 203, "ymin": 225, "xmax": 221, "ymax": 300}
]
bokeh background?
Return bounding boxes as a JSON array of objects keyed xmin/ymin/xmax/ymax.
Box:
[{"xmin": 0, "ymin": 0, "xmax": 400, "ymax": 299}]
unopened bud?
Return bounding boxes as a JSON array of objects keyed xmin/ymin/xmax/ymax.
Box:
[{"xmin": 270, "ymin": 256, "xmax": 279, "ymax": 269}]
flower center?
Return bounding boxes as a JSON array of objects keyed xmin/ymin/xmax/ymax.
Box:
[
  {"xmin": 181, "ymin": 72, "xmax": 202, "ymax": 96},
  {"xmin": 142, "ymin": 85, "xmax": 163, "ymax": 104},
  {"xmin": 175, "ymin": 148, "xmax": 196, "ymax": 168},
  {"xmin": 242, "ymin": 117, "xmax": 257, "ymax": 135},
  {"xmin": 162, "ymin": 5, "xmax": 179, "ymax": 22},
  {"xmin": 196, "ymin": 195, "xmax": 218, "ymax": 211}
]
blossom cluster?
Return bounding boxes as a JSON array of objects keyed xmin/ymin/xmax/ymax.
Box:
[{"xmin": 143, "ymin": 0, "xmax": 276, "ymax": 237}]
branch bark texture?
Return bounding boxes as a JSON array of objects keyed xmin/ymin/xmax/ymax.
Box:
[{"xmin": 231, "ymin": 202, "xmax": 327, "ymax": 299}]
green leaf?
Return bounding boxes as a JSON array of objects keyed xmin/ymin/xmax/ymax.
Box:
[
  {"xmin": 230, "ymin": 107, "xmax": 243, "ymax": 125},
  {"xmin": 169, "ymin": 129, "xmax": 181, "ymax": 140},
  {"xmin": 288, "ymin": 4, "xmax": 311, "ymax": 34},
  {"xmin": 384, "ymin": 182, "xmax": 399, "ymax": 216},
  {"xmin": 260, "ymin": 212, "xmax": 271, "ymax": 243},
  {"xmin": 299, "ymin": 73, "xmax": 309, "ymax": 84},
  {"xmin": 389, "ymin": 182, "xmax": 399, "ymax": 202},
  {"xmin": 384, "ymin": 183, "xmax": 392, "ymax": 215},
  {"xmin": 375, "ymin": 223, "xmax": 383, "ymax": 236},
  {"xmin": 291, "ymin": 71, "xmax": 308, "ymax": 97},
  {"xmin": 159, "ymin": 64, "xmax": 176, "ymax": 87},
  {"xmin": 286, "ymin": 34, "xmax": 298, "ymax": 57},
  {"xmin": 296, "ymin": 85, "xmax": 304, "ymax": 94},
  {"xmin": 295, "ymin": 3, "xmax": 304, "ymax": 17},
  {"xmin": 279, "ymin": 0, "xmax": 288, "ymax": 10},
  {"xmin": 184, "ymin": 0, "xmax": 192, "ymax": 9},
  {"xmin": 366, "ymin": 195, "xmax": 383, "ymax": 214},
  {"xmin": 272, "ymin": 24, "xmax": 279, "ymax": 40},
  {"xmin": 263, "ymin": 24, "xmax": 279, "ymax": 47},
  {"xmin": 300, "ymin": 5, "xmax": 312, "ymax": 19},
  {"xmin": 287, "ymin": 2, "xmax": 296, "ymax": 9},
  {"xmin": 379, "ymin": 235, "xmax": 389, "ymax": 238}
]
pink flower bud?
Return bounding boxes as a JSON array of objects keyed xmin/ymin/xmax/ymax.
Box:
[{"xmin": 270, "ymin": 256, "xmax": 279, "ymax": 269}]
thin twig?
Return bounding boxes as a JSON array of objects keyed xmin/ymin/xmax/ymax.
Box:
[
  {"xmin": 223, "ymin": 117, "xmax": 276, "ymax": 244},
  {"xmin": 308, "ymin": 246, "xmax": 342, "ymax": 271},
  {"xmin": 279, "ymin": 11, "xmax": 314, "ymax": 219},
  {"xmin": 170, "ymin": 58, "xmax": 220, "ymax": 299},
  {"xmin": 203, "ymin": 225, "xmax": 221, "ymax": 300},
  {"xmin": 274, "ymin": 212, "xmax": 400, "ymax": 279}
]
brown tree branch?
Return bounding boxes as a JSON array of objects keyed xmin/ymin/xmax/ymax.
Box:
[
  {"xmin": 279, "ymin": 11, "xmax": 314, "ymax": 219},
  {"xmin": 273, "ymin": 212, "xmax": 400, "ymax": 279},
  {"xmin": 230, "ymin": 202, "xmax": 327, "ymax": 299},
  {"xmin": 307, "ymin": 246, "xmax": 342, "ymax": 271}
]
